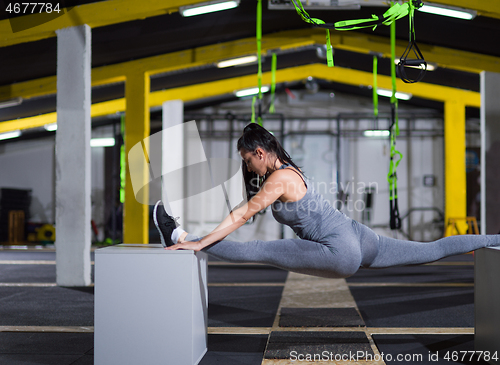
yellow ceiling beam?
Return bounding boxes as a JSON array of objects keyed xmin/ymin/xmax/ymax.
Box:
[
  {"xmin": 432, "ymin": 0, "xmax": 500, "ymax": 19},
  {"xmin": 149, "ymin": 64, "xmax": 480, "ymax": 107},
  {"xmin": 0, "ymin": 64, "xmax": 479, "ymax": 134},
  {"xmin": 0, "ymin": 99, "xmax": 124, "ymax": 134},
  {"xmin": 2, "ymin": 28, "xmax": 498, "ymax": 103},
  {"xmin": 0, "ymin": 29, "xmax": 316, "ymax": 101},
  {"xmin": 0, "ymin": 111, "xmax": 57, "ymax": 133},
  {"xmin": 1, "ymin": 0, "xmax": 498, "ymax": 49},
  {"xmin": 0, "ymin": 0, "xmax": 208, "ymax": 47}
]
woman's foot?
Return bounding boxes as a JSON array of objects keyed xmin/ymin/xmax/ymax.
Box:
[{"xmin": 153, "ymin": 200, "xmax": 179, "ymax": 247}]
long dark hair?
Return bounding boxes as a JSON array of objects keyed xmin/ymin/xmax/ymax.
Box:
[{"xmin": 237, "ymin": 123, "xmax": 302, "ymax": 203}]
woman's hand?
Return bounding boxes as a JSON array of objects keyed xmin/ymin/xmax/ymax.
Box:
[{"xmin": 165, "ymin": 240, "xmax": 202, "ymax": 252}]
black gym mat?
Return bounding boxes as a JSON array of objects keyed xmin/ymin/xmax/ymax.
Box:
[
  {"xmin": 0, "ymin": 332, "xmax": 94, "ymax": 365},
  {"xmin": 207, "ymin": 286, "xmax": 283, "ymax": 327},
  {"xmin": 264, "ymin": 331, "xmax": 373, "ymax": 360},
  {"xmin": 435, "ymin": 254, "xmax": 474, "ymax": 262},
  {"xmin": 346, "ymin": 265, "xmax": 474, "ymax": 284},
  {"xmin": 0, "ymin": 251, "xmax": 57, "ymax": 261},
  {"xmin": 349, "ymin": 286, "xmax": 474, "ymax": 327},
  {"xmin": 0, "ymin": 264, "xmax": 56, "ymax": 283},
  {"xmin": 279, "ymin": 307, "xmax": 365, "ymax": 327},
  {"xmin": 200, "ymin": 334, "xmax": 268, "ymax": 365},
  {"xmin": 0, "ymin": 250, "xmax": 95, "ymax": 261},
  {"xmin": 0, "ymin": 286, "xmax": 94, "ymax": 326},
  {"xmin": 208, "ymin": 265, "xmax": 288, "ymax": 283},
  {"xmin": 372, "ymin": 334, "xmax": 490, "ymax": 364}
]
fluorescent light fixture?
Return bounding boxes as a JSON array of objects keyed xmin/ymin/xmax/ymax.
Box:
[
  {"xmin": 180, "ymin": 0, "xmax": 239, "ymax": 17},
  {"xmin": 217, "ymin": 55, "xmax": 258, "ymax": 68},
  {"xmin": 395, "ymin": 58, "xmax": 437, "ymax": 71},
  {"xmin": 364, "ymin": 130, "xmax": 390, "ymax": 137},
  {"xmin": 91, "ymin": 138, "xmax": 115, "ymax": 147},
  {"xmin": 235, "ymin": 86, "xmax": 270, "ymax": 98},
  {"xmin": 44, "ymin": 123, "xmax": 57, "ymax": 131},
  {"xmin": 377, "ymin": 88, "xmax": 413, "ymax": 101},
  {"xmin": 418, "ymin": 3, "xmax": 476, "ymax": 20},
  {"xmin": 0, "ymin": 130, "xmax": 21, "ymax": 141},
  {"xmin": 0, "ymin": 97, "xmax": 23, "ymax": 109}
]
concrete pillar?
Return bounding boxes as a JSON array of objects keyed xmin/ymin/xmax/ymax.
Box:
[
  {"xmin": 161, "ymin": 100, "xmax": 184, "ymax": 219},
  {"xmin": 55, "ymin": 25, "xmax": 92, "ymax": 286},
  {"xmin": 480, "ymin": 72, "xmax": 500, "ymax": 234}
]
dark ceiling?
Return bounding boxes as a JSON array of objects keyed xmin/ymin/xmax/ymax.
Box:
[{"xmin": 1, "ymin": 0, "xmax": 499, "ymax": 122}]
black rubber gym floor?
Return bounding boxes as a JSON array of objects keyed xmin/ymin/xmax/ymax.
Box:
[{"xmin": 0, "ymin": 248, "xmax": 490, "ymax": 364}]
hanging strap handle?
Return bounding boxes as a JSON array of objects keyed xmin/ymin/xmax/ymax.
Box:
[{"xmin": 397, "ymin": 0, "xmax": 427, "ymax": 83}]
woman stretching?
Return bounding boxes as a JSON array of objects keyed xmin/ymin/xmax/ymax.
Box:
[{"xmin": 153, "ymin": 123, "xmax": 500, "ymax": 279}]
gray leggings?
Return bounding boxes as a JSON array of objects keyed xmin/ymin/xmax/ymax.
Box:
[{"xmin": 187, "ymin": 220, "xmax": 500, "ymax": 279}]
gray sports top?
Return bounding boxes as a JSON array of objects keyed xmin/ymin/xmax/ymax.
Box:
[{"xmin": 271, "ymin": 164, "xmax": 351, "ymax": 243}]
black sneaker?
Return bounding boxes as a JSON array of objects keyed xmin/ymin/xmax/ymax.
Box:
[{"xmin": 153, "ymin": 200, "xmax": 179, "ymax": 247}]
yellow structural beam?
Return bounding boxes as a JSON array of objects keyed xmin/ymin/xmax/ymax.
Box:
[
  {"xmin": 123, "ymin": 72, "xmax": 150, "ymax": 244},
  {"xmin": 0, "ymin": 64, "xmax": 480, "ymax": 134},
  {"xmin": 2, "ymin": 28, "xmax": 498, "ymax": 103},
  {"xmin": 1, "ymin": 0, "xmax": 498, "ymax": 49},
  {"xmin": 444, "ymin": 100, "xmax": 467, "ymax": 231},
  {"xmin": 0, "ymin": 99, "xmax": 124, "ymax": 133},
  {"xmin": 1, "ymin": 0, "xmax": 499, "ymax": 49},
  {"xmin": 0, "ymin": 0, "xmax": 208, "ymax": 47},
  {"xmin": 149, "ymin": 64, "xmax": 480, "ymax": 107}
]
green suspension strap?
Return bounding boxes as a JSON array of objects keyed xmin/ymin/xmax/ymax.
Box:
[
  {"xmin": 270, "ymin": 52, "xmax": 277, "ymax": 113},
  {"xmin": 291, "ymin": 0, "xmax": 412, "ymax": 31},
  {"xmin": 290, "ymin": 0, "xmax": 333, "ymax": 66},
  {"xmin": 251, "ymin": 96, "xmax": 257, "ymax": 123},
  {"xmin": 325, "ymin": 29, "xmax": 334, "ymax": 67},
  {"xmin": 119, "ymin": 114, "xmax": 126, "ymax": 204},
  {"xmin": 290, "ymin": 0, "xmax": 418, "ymax": 70},
  {"xmin": 388, "ymin": 19, "xmax": 403, "ymax": 230},
  {"xmin": 372, "ymin": 54, "xmax": 379, "ymax": 122}
]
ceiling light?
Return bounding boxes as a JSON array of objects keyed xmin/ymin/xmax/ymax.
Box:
[
  {"xmin": 180, "ymin": 0, "xmax": 239, "ymax": 17},
  {"xmin": 0, "ymin": 130, "xmax": 21, "ymax": 141},
  {"xmin": 418, "ymin": 3, "xmax": 476, "ymax": 20},
  {"xmin": 44, "ymin": 123, "xmax": 57, "ymax": 131},
  {"xmin": 235, "ymin": 86, "xmax": 270, "ymax": 98},
  {"xmin": 0, "ymin": 97, "xmax": 23, "ymax": 109},
  {"xmin": 394, "ymin": 58, "xmax": 437, "ymax": 71},
  {"xmin": 91, "ymin": 138, "xmax": 115, "ymax": 147},
  {"xmin": 377, "ymin": 89, "xmax": 413, "ymax": 100},
  {"xmin": 217, "ymin": 55, "xmax": 258, "ymax": 68},
  {"xmin": 364, "ymin": 130, "xmax": 390, "ymax": 137}
]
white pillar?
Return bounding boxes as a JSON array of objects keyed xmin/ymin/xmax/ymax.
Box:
[
  {"xmin": 480, "ymin": 72, "xmax": 500, "ymax": 234},
  {"xmin": 161, "ymin": 100, "xmax": 184, "ymax": 219},
  {"xmin": 55, "ymin": 25, "xmax": 92, "ymax": 286}
]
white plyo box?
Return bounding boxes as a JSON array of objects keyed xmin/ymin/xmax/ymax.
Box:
[
  {"xmin": 475, "ymin": 247, "xmax": 500, "ymax": 364},
  {"xmin": 94, "ymin": 244, "xmax": 208, "ymax": 365}
]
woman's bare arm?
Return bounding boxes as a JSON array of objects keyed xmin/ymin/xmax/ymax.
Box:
[{"xmin": 166, "ymin": 171, "xmax": 288, "ymax": 251}]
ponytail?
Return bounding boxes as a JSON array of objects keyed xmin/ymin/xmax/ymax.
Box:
[{"xmin": 237, "ymin": 123, "xmax": 302, "ymax": 203}]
